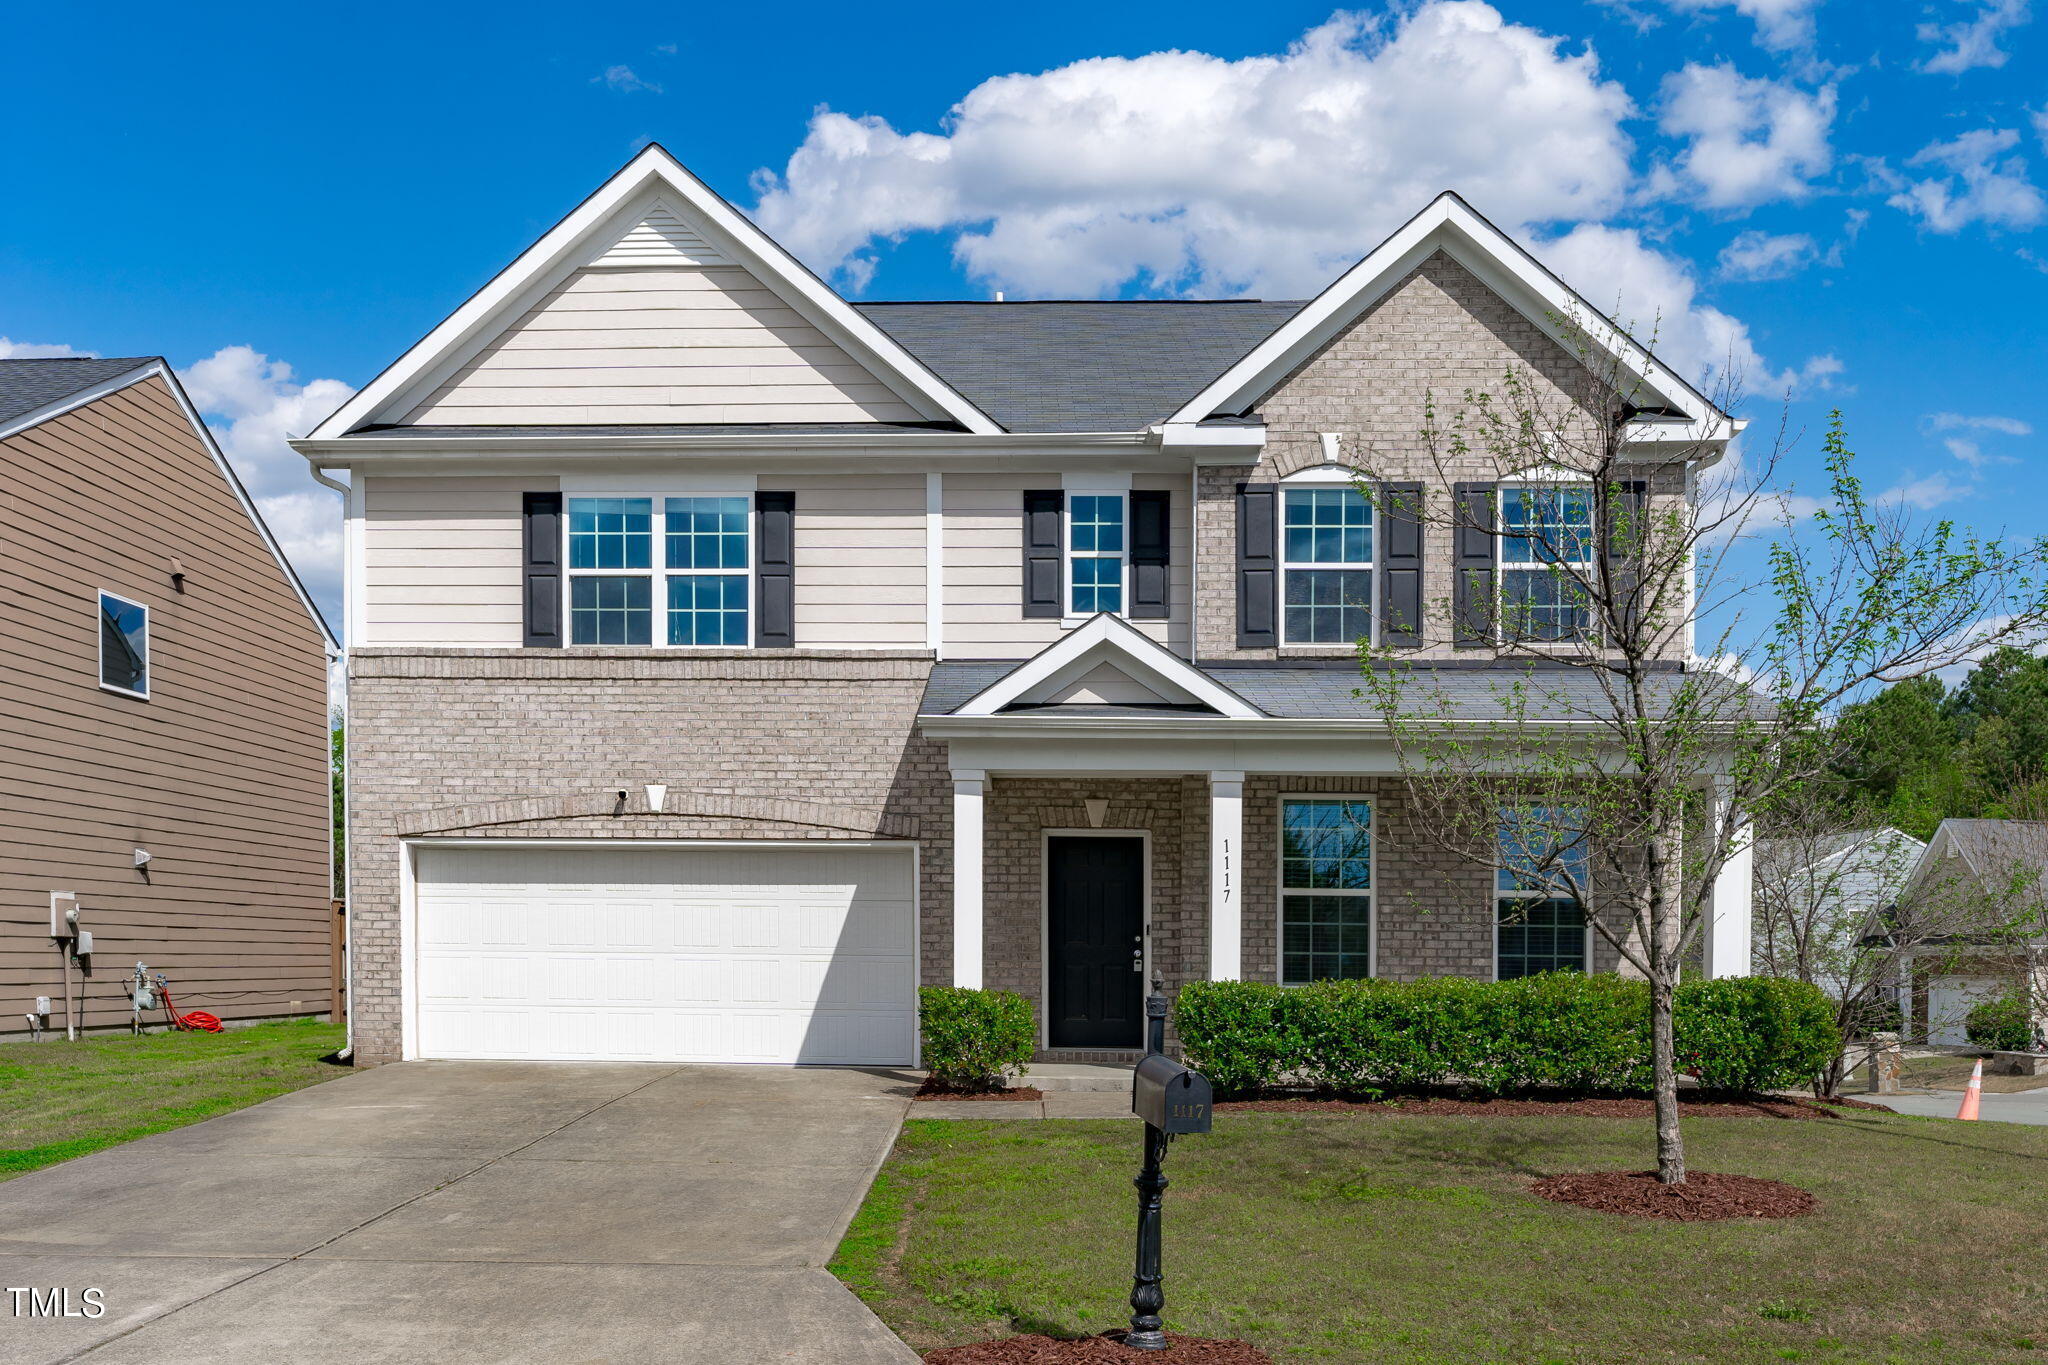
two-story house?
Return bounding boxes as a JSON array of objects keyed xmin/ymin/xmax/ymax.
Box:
[{"xmin": 298, "ymin": 145, "xmax": 1755, "ymax": 1068}]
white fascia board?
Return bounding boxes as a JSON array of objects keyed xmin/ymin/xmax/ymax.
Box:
[
  {"xmin": 953, "ymin": 614, "xmax": 1264, "ymax": 719},
  {"xmin": 5, "ymin": 361, "xmax": 337, "ymax": 650},
  {"xmin": 292, "ymin": 429, "xmax": 1155, "ymax": 459},
  {"xmin": 307, "ymin": 144, "xmax": 1002, "ymax": 439},
  {"xmin": 1157, "ymin": 422, "xmax": 1268, "ymax": 463},
  {"xmin": 1165, "ymin": 194, "xmax": 1729, "ymax": 446}
]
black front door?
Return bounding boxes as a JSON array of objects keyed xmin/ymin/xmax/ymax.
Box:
[{"xmin": 1047, "ymin": 836, "xmax": 1145, "ymax": 1049}]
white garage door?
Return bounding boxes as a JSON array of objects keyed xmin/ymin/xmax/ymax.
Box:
[{"xmin": 412, "ymin": 843, "xmax": 915, "ymax": 1065}]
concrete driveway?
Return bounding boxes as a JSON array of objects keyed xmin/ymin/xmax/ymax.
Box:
[
  {"xmin": 0, "ymin": 1061, "xmax": 920, "ymax": 1364},
  {"xmin": 1862, "ymin": 1085, "xmax": 2048, "ymax": 1126}
]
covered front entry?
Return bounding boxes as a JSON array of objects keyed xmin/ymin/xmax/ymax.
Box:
[
  {"xmin": 409, "ymin": 842, "xmax": 916, "ymax": 1065},
  {"xmin": 1046, "ymin": 835, "xmax": 1146, "ymax": 1048}
]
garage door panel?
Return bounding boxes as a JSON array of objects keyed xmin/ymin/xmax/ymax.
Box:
[{"xmin": 413, "ymin": 844, "xmax": 915, "ymax": 1065}]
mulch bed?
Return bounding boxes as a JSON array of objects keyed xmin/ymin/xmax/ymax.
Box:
[
  {"xmin": 1531, "ymin": 1169, "xmax": 1819, "ymax": 1221},
  {"xmin": 926, "ymin": 1331, "xmax": 1272, "ymax": 1363},
  {"xmin": 1216, "ymin": 1094, "xmax": 1862, "ymax": 1120},
  {"xmin": 913, "ymin": 1078, "xmax": 1046, "ymax": 1101}
]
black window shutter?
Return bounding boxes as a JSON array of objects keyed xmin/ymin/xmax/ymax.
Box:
[
  {"xmin": 1022, "ymin": 490, "xmax": 1064, "ymax": 618},
  {"xmin": 1377, "ymin": 482, "xmax": 1423, "ymax": 648},
  {"xmin": 1130, "ymin": 489, "xmax": 1171, "ymax": 619},
  {"xmin": 1236, "ymin": 483, "xmax": 1278, "ymax": 648},
  {"xmin": 1606, "ymin": 479, "xmax": 1649, "ymax": 639},
  {"xmin": 755, "ymin": 491, "xmax": 795, "ymax": 648},
  {"xmin": 1451, "ymin": 482, "xmax": 1496, "ymax": 648},
  {"xmin": 521, "ymin": 492, "xmax": 563, "ymax": 648}
]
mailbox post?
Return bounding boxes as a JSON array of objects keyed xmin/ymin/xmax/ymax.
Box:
[{"xmin": 1125, "ymin": 977, "xmax": 1212, "ymax": 1352}]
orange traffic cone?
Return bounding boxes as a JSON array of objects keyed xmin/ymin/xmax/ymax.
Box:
[{"xmin": 1955, "ymin": 1059, "xmax": 1983, "ymax": 1121}]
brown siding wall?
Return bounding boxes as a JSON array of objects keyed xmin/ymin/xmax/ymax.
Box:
[{"xmin": 0, "ymin": 376, "xmax": 334, "ymax": 1035}]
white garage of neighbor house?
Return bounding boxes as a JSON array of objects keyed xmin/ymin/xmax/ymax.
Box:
[{"xmin": 404, "ymin": 842, "xmax": 919, "ymax": 1065}]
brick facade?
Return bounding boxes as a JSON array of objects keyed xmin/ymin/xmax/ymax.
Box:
[
  {"xmin": 1194, "ymin": 250, "xmax": 1687, "ymax": 663},
  {"xmin": 344, "ymin": 647, "xmax": 950, "ymax": 1064}
]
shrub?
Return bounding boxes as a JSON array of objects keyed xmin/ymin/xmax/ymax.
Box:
[
  {"xmin": 1174, "ymin": 974, "xmax": 1838, "ymax": 1098},
  {"xmin": 918, "ymin": 987, "xmax": 1034, "ymax": 1090},
  {"xmin": 1675, "ymin": 977, "xmax": 1840, "ymax": 1094},
  {"xmin": 1966, "ymin": 991, "xmax": 2036, "ymax": 1052},
  {"xmin": 1174, "ymin": 980, "xmax": 1301, "ymax": 1097}
]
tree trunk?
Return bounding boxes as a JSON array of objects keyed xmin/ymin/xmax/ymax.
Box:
[
  {"xmin": 1650, "ymin": 975, "xmax": 1686, "ymax": 1184},
  {"xmin": 1646, "ymin": 821, "xmax": 1687, "ymax": 1185}
]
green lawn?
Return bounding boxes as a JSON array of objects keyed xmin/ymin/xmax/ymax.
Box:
[
  {"xmin": 0, "ymin": 1019, "xmax": 347, "ymax": 1181},
  {"xmin": 834, "ymin": 1111, "xmax": 2048, "ymax": 1364}
]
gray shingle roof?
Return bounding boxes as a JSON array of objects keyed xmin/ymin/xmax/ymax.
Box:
[
  {"xmin": 0, "ymin": 357, "xmax": 155, "ymax": 428},
  {"xmin": 350, "ymin": 421, "xmax": 968, "ymax": 438},
  {"xmin": 921, "ymin": 660, "xmax": 1736, "ymax": 722},
  {"xmin": 854, "ymin": 300, "xmax": 1304, "ymax": 433}
]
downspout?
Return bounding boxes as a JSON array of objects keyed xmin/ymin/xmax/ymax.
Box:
[{"xmin": 311, "ymin": 465, "xmax": 355, "ymax": 1063}]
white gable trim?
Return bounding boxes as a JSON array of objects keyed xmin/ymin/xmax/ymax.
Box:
[
  {"xmin": 308, "ymin": 144, "xmax": 1001, "ymax": 438},
  {"xmin": 3, "ymin": 362, "xmax": 337, "ymax": 649},
  {"xmin": 951, "ymin": 614, "xmax": 1264, "ymax": 719},
  {"xmin": 1166, "ymin": 193, "xmax": 1739, "ymax": 448}
]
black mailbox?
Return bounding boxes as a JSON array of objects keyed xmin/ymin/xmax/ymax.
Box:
[{"xmin": 1131, "ymin": 1055, "xmax": 1213, "ymax": 1134}]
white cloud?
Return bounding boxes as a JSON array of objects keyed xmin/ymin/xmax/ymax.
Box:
[
  {"xmin": 0, "ymin": 337, "xmax": 98, "ymax": 358},
  {"xmin": 1882, "ymin": 470, "xmax": 1973, "ymax": 509},
  {"xmin": 752, "ymin": 3, "xmax": 1636, "ymax": 299},
  {"xmin": 1654, "ymin": 64, "xmax": 1834, "ymax": 209},
  {"xmin": 1888, "ymin": 128, "xmax": 2047, "ymax": 232},
  {"xmin": 1715, "ymin": 228, "xmax": 1819, "ymax": 280},
  {"xmin": 1655, "ymin": 0, "xmax": 1823, "ymax": 51},
  {"xmin": 1918, "ymin": 0, "xmax": 2033, "ymax": 75},
  {"xmin": 1927, "ymin": 411, "xmax": 2032, "ymax": 436},
  {"xmin": 178, "ymin": 346, "xmax": 354, "ymax": 630},
  {"xmin": 594, "ymin": 65, "xmax": 661, "ymax": 95}
]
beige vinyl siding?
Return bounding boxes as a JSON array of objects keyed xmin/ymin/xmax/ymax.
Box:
[
  {"xmin": 363, "ymin": 475, "xmax": 540, "ymax": 647},
  {"xmin": 788, "ymin": 473, "xmax": 926, "ymax": 649},
  {"xmin": 942, "ymin": 472, "xmax": 1190, "ymax": 659},
  {"xmin": 400, "ymin": 266, "xmax": 924, "ymax": 425},
  {"xmin": 0, "ymin": 376, "xmax": 333, "ymax": 1035}
]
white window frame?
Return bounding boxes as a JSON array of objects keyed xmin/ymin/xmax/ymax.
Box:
[
  {"xmin": 1276, "ymin": 794, "xmax": 1376, "ymax": 985},
  {"xmin": 1279, "ymin": 477, "xmax": 1376, "ymax": 647},
  {"xmin": 1064, "ymin": 490, "xmax": 1129, "ymax": 620},
  {"xmin": 1496, "ymin": 480, "xmax": 1595, "ymax": 644},
  {"xmin": 562, "ymin": 492, "xmax": 756, "ymax": 649},
  {"xmin": 96, "ymin": 589, "xmax": 150, "ymax": 700},
  {"xmin": 1492, "ymin": 804, "xmax": 1593, "ymax": 981}
]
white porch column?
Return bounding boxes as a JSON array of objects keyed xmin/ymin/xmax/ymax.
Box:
[
  {"xmin": 1209, "ymin": 770, "xmax": 1244, "ymax": 980},
  {"xmin": 1706, "ymin": 777, "xmax": 1754, "ymax": 978},
  {"xmin": 952, "ymin": 769, "xmax": 986, "ymax": 988}
]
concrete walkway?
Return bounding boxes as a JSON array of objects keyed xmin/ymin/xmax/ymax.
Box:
[{"xmin": 0, "ymin": 1061, "xmax": 921, "ymax": 1365}]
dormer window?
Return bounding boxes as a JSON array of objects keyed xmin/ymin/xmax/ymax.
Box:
[{"xmin": 1282, "ymin": 486, "xmax": 1373, "ymax": 645}]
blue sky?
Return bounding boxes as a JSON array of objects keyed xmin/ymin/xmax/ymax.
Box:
[{"xmin": 4, "ymin": 0, "xmax": 2045, "ymax": 638}]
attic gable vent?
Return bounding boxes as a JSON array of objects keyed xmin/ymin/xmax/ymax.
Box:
[{"xmin": 588, "ymin": 201, "xmax": 728, "ymax": 268}]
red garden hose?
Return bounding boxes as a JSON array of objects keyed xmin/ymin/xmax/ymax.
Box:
[{"xmin": 158, "ymin": 981, "xmax": 223, "ymax": 1033}]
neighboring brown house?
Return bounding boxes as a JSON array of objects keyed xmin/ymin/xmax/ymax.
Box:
[{"xmin": 1, "ymin": 356, "xmax": 336, "ymax": 1037}]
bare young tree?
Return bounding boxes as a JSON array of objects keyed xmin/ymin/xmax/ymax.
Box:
[{"xmin": 1350, "ymin": 315, "xmax": 2048, "ymax": 1184}]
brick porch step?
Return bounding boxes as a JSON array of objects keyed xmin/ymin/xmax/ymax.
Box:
[{"xmin": 1021, "ymin": 1062, "xmax": 1134, "ymax": 1093}]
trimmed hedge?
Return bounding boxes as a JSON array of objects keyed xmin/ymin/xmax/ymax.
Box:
[
  {"xmin": 1177, "ymin": 974, "xmax": 1839, "ymax": 1099},
  {"xmin": 919, "ymin": 986, "xmax": 1034, "ymax": 1090}
]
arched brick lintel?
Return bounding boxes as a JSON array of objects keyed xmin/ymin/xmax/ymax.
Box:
[{"xmin": 401, "ymin": 790, "xmax": 917, "ymax": 839}]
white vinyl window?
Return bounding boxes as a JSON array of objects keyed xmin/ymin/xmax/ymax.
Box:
[
  {"xmin": 1067, "ymin": 493, "xmax": 1126, "ymax": 615},
  {"xmin": 566, "ymin": 496, "xmax": 751, "ymax": 647},
  {"xmin": 1498, "ymin": 485, "xmax": 1594, "ymax": 642},
  {"xmin": 1279, "ymin": 797, "xmax": 1373, "ymax": 984},
  {"xmin": 97, "ymin": 591, "xmax": 149, "ymax": 699},
  {"xmin": 1282, "ymin": 487, "xmax": 1373, "ymax": 645},
  {"xmin": 1495, "ymin": 805, "xmax": 1592, "ymax": 978}
]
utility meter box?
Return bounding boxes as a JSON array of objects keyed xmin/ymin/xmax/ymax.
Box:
[
  {"xmin": 50, "ymin": 891, "xmax": 78, "ymax": 937},
  {"xmin": 1131, "ymin": 1055, "xmax": 1213, "ymax": 1135}
]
